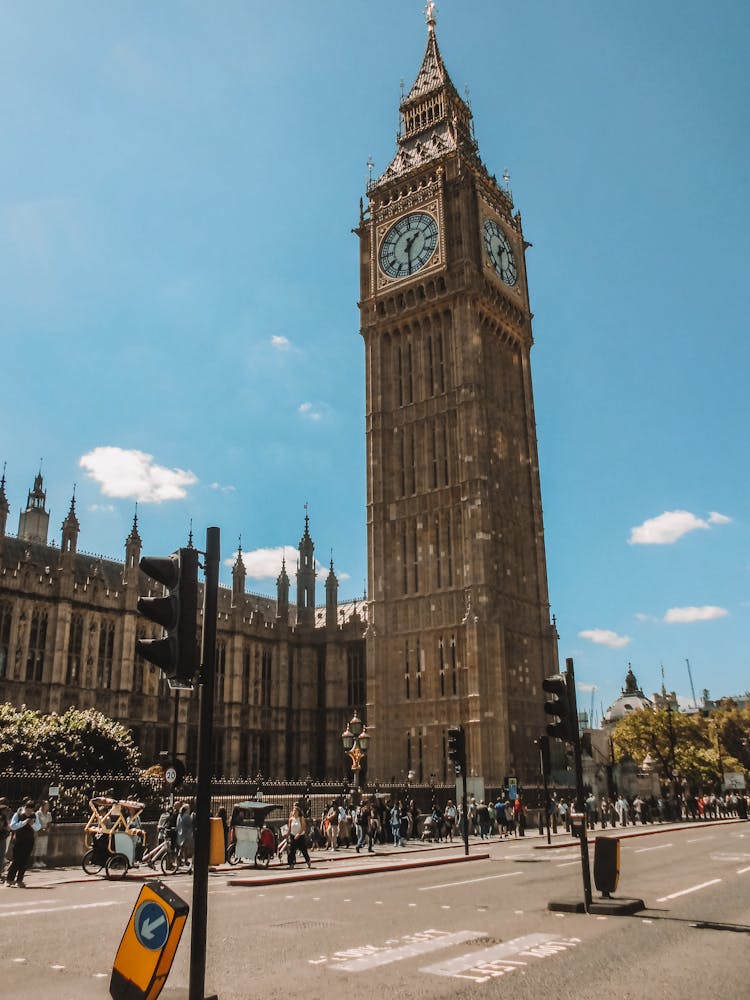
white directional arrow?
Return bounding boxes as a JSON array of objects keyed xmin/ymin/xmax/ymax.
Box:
[{"xmin": 141, "ymin": 914, "xmax": 166, "ymax": 941}]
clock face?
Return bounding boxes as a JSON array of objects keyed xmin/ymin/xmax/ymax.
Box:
[
  {"xmin": 379, "ymin": 212, "xmax": 439, "ymax": 279},
  {"xmin": 483, "ymin": 219, "xmax": 518, "ymax": 286}
]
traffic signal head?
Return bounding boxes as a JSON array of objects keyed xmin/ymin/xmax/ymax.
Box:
[
  {"xmin": 542, "ymin": 673, "xmax": 575, "ymax": 742},
  {"xmin": 136, "ymin": 547, "xmax": 199, "ymax": 689},
  {"xmin": 447, "ymin": 726, "xmax": 466, "ymax": 770}
]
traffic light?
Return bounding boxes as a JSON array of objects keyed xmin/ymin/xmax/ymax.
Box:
[
  {"xmin": 542, "ymin": 673, "xmax": 575, "ymax": 742},
  {"xmin": 136, "ymin": 547, "xmax": 199, "ymax": 689},
  {"xmin": 447, "ymin": 726, "xmax": 466, "ymax": 772}
]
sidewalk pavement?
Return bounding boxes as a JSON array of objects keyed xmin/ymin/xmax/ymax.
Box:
[{"xmin": 11, "ymin": 817, "xmax": 743, "ymax": 889}]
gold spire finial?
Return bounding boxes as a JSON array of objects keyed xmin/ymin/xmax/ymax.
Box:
[{"xmin": 425, "ymin": 1, "xmax": 436, "ymax": 31}]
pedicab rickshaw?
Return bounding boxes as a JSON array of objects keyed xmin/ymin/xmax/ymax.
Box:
[
  {"xmin": 81, "ymin": 797, "xmax": 147, "ymax": 880},
  {"xmin": 226, "ymin": 801, "xmax": 281, "ymax": 867}
]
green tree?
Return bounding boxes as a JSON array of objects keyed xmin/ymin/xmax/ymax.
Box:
[
  {"xmin": 611, "ymin": 706, "xmax": 722, "ymax": 790},
  {"xmin": 0, "ymin": 703, "xmax": 140, "ymax": 775}
]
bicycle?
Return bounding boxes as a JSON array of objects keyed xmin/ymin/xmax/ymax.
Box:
[{"xmin": 141, "ymin": 837, "xmax": 184, "ymax": 875}]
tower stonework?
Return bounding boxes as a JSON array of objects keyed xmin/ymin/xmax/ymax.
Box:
[{"xmin": 359, "ymin": 12, "xmax": 558, "ymax": 785}]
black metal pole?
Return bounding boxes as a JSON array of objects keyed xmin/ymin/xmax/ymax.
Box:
[
  {"xmin": 189, "ymin": 527, "xmax": 219, "ymax": 1000},
  {"xmin": 461, "ymin": 768, "xmax": 469, "ymax": 856},
  {"xmin": 172, "ymin": 690, "xmax": 180, "ymax": 758},
  {"xmin": 566, "ymin": 657, "xmax": 592, "ymax": 911},
  {"xmin": 540, "ymin": 738, "xmax": 551, "ymax": 845}
]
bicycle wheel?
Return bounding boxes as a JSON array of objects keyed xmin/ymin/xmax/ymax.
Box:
[
  {"xmin": 105, "ymin": 854, "xmax": 129, "ymax": 880},
  {"xmin": 81, "ymin": 849, "xmax": 103, "ymax": 876},
  {"xmin": 161, "ymin": 850, "xmax": 180, "ymax": 875},
  {"xmin": 227, "ymin": 843, "xmax": 240, "ymax": 866}
]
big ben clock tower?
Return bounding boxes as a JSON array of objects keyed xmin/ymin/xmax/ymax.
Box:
[{"xmin": 358, "ymin": 6, "xmax": 559, "ymax": 786}]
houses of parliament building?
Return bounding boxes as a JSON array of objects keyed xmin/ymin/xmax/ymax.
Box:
[{"xmin": 1, "ymin": 9, "xmax": 558, "ymax": 787}]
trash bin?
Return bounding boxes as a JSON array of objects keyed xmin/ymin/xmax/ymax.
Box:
[{"xmin": 593, "ymin": 836, "xmax": 620, "ymax": 897}]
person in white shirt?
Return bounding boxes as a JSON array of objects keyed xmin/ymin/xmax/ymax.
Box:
[
  {"xmin": 32, "ymin": 800, "xmax": 53, "ymax": 867},
  {"xmin": 287, "ymin": 804, "xmax": 311, "ymax": 869}
]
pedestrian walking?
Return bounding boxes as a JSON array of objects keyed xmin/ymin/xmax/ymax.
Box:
[
  {"xmin": 32, "ymin": 800, "xmax": 53, "ymax": 867},
  {"xmin": 176, "ymin": 803, "xmax": 194, "ymax": 868},
  {"xmin": 0, "ymin": 798, "xmax": 11, "ymax": 880},
  {"xmin": 287, "ymin": 804, "xmax": 312, "ymax": 869},
  {"xmin": 390, "ymin": 801, "xmax": 402, "ymax": 847},
  {"xmin": 6, "ymin": 801, "xmax": 41, "ymax": 888}
]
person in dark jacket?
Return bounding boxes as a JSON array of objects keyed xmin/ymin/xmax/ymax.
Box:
[{"xmin": 6, "ymin": 801, "xmax": 41, "ymax": 888}]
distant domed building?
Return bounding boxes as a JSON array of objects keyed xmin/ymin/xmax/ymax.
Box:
[{"xmin": 603, "ymin": 665, "xmax": 654, "ymax": 725}]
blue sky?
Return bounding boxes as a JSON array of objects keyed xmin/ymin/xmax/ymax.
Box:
[{"xmin": 2, "ymin": 2, "xmax": 748, "ymax": 718}]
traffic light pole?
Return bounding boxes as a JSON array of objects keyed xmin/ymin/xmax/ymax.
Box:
[
  {"xmin": 565, "ymin": 657, "xmax": 593, "ymax": 911},
  {"xmin": 189, "ymin": 527, "xmax": 220, "ymax": 1000},
  {"xmin": 538, "ymin": 737, "xmax": 551, "ymax": 846},
  {"xmin": 461, "ymin": 768, "xmax": 469, "ymax": 856}
]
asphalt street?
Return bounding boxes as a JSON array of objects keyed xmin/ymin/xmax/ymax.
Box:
[{"xmin": 1, "ymin": 819, "xmax": 748, "ymax": 999}]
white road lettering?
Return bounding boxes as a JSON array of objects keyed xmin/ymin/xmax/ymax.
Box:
[
  {"xmin": 656, "ymin": 878, "xmax": 722, "ymax": 902},
  {"xmin": 421, "ymin": 933, "xmax": 581, "ymax": 983},
  {"xmin": 328, "ymin": 929, "xmax": 487, "ymax": 971}
]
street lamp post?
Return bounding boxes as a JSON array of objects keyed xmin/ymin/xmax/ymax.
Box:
[{"xmin": 341, "ymin": 710, "xmax": 370, "ymax": 795}]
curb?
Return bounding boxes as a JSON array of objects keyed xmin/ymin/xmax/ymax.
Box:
[
  {"xmin": 533, "ymin": 817, "xmax": 745, "ymax": 850},
  {"xmin": 228, "ymin": 851, "xmax": 491, "ymax": 887}
]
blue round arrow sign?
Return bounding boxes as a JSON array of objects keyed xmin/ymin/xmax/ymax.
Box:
[{"xmin": 134, "ymin": 900, "xmax": 169, "ymax": 951}]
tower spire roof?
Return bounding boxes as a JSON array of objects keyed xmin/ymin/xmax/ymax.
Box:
[
  {"xmin": 127, "ymin": 503, "xmax": 141, "ymax": 545},
  {"xmin": 0, "ymin": 463, "xmax": 8, "ymax": 512},
  {"xmin": 372, "ymin": 9, "xmax": 482, "ymax": 190},
  {"xmin": 403, "ymin": 4, "xmax": 456, "ymax": 105}
]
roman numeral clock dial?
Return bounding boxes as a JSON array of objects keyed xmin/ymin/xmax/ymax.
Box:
[
  {"xmin": 483, "ymin": 218, "xmax": 518, "ymax": 286},
  {"xmin": 379, "ymin": 211, "xmax": 439, "ymax": 279}
]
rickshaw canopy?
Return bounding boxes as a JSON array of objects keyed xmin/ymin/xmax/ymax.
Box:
[{"xmin": 233, "ymin": 801, "xmax": 280, "ymax": 826}]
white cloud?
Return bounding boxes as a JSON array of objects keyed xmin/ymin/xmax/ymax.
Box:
[
  {"xmin": 225, "ymin": 545, "xmax": 298, "ymax": 580},
  {"xmin": 210, "ymin": 482, "xmax": 236, "ymax": 494},
  {"xmin": 579, "ymin": 628, "xmax": 631, "ymax": 649},
  {"xmin": 271, "ymin": 335, "xmax": 291, "ymax": 351},
  {"xmin": 629, "ymin": 509, "xmax": 731, "ymax": 545},
  {"xmin": 634, "ymin": 612, "xmax": 658, "ymax": 623},
  {"xmin": 299, "ymin": 402, "xmax": 324, "ymax": 422},
  {"xmin": 663, "ymin": 606, "xmax": 728, "ymax": 624},
  {"xmin": 577, "ymin": 682, "xmax": 597, "ymax": 694},
  {"xmin": 708, "ymin": 511, "xmax": 732, "ymax": 525},
  {"xmin": 88, "ymin": 503, "xmax": 115, "ymax": 514},
  {"xmin": 79, "ymin": 447, "xmax": 197, "ymax": 503}
]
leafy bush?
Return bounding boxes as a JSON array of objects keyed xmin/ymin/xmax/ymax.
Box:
[{"xmin": 0, "ymin": 703, "xmax": 141, "ymax": 775}]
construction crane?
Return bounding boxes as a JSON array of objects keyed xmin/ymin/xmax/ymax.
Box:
[{"xmin": 686, "ymin": 658, "xmax": 698, "ymax": 709}]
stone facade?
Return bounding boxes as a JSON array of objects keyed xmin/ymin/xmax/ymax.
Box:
[
  {"xmin": 358, "ymin": 14, "xmax": 558, "ymax": 786},
  {"xmin": 0, "ymin": 471, "xmax": 366, "ymax": 779}
]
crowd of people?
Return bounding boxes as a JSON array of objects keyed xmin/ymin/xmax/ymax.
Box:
[
  {"xmin": 570, "ymin": 790, "xmax": 749, "ymax": 830},
  {"xmin": 1, "ymin": 785, "xmax": 748, "ymax": 885}
]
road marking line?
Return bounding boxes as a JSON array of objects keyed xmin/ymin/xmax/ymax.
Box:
[
  {"xmin": 421, "ymin": 933, "xmax": 581, "ymax": 982},
  {"xmin": 656, "ymin": 879, "xmax": 722, "ymax": 902},
  {"xmin": 0, "ymin": 901, "xmax": 122, "ymax": 919},
  {"xmin": 556, "ymin": 861, "xmax": 579, "ymax": 868},
  {"xmin": 330, "ymin": 930, "xmax": 487, "ymax": 971},
  {"xmin": 419, "ymin": 871, "xmax": 522, "ymax": 891},
  {"xmin": 0, "ymin": 899, "xmax": 56, "ymax": 908},
  {"xmin": 687, "ymin": 837, "xmax": 715, "ymax": 843},
  {"xmin": 635, "ymin": 844, "xmax": 673, "ymax": 853},
  {"xmin": 737, "ymin": 866, "xmax": 750, "ymax": 875}
]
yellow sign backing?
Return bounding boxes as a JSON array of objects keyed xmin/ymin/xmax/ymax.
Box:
[{"xmin": 110, "ymin": 880, "xmax": 189, "ymax": 1000}]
